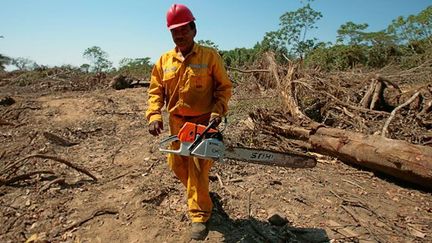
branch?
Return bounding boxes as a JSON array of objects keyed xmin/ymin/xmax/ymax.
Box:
[
  {"xmin": 294, "ymin": 80, "xmax": 389, "ymax": 115},
  {"xmin": 43, "ymin": 132, "xmax": 79, "ymax": 146},
  {"xmin": 227, "ymin": 66, "xmax": 270, "ymax": 73},
  {"xmin": 39, "ymin": 177, "xmax": 65, "ymax": 193},
  {"xmin": 59, "ymin": 208, "xmax": 118, "ymax": 235},
  {"xmin": 0, "ymin": 171, "xmax": 55, "ymax": 186},
  {"xmin": 381, "ymin": 91, "xmax": 420, "ymax": 137},
  {"xmin": 2, "ymin": 154, "xmax": 97, "ymax": 181}
]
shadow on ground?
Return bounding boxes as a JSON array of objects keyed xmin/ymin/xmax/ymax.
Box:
[{"xmin": 208, "ymin": 193, "xmax": 330, "ymax": 243}]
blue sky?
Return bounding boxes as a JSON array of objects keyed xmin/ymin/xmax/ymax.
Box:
[{"xmin": 1, "ymin": 0, "xmax": 430, "ymax": 68}]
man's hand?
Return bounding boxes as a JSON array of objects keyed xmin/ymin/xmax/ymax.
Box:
[
  {"xmin": 148, "ymin": 121, "xmax": 163, "ymax": 136},
  {"xmin": 209, "ymin": 115, "xmax": 222, "ymax": 128}
]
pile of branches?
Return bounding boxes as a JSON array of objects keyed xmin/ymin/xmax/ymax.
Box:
[
  {"xmin": 241, "ymin": 52, "xmax": 432, "ymax": 145},
  {"xmin": 0, "ymin": 67, "xmax": 111, "ymax": 93},
  {"xmin": 229, "ymin": 52, "xmax": 432, "ymax": 189}
]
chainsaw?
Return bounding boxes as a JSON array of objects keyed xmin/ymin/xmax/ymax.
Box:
[{"xmin": 159, "ymin": 120, "xmax": 316, "ymax": 168}]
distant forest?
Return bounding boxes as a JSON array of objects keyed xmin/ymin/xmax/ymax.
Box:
[{"xmin": 1, "ymin": 4, "xmax": 431, "ymax": 79}]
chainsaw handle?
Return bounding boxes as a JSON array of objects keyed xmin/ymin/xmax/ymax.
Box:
[
  {"xmin": 159, "ymin": 135, "xmax": 179, "ymax": 145},
  {"xmin": 188, "ymin": 119, "xmax": 217, "ymax": 152},
  {"xmin": 159, "ymin": 135, "xmax": 194, "ymax": 156},
  {"xmin": 159, "ymin": 135, "xmax": 179, "ymax": 153}
]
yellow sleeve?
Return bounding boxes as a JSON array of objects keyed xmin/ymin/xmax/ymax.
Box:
[
  {"xmin": 211, "ymin": 52, "xmax": 232, "ymax": 117},
  {"xmin": 146, "ymin": 57, "xmax": 165, "ymax": 124}
]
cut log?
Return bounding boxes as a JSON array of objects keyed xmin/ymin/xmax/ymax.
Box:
[
  {"xmin": 360, "ymin": 79, "xmax": 377, "ymax": 108},
  {"xmin": 255, "ymin": 121, "xmax": 432, "ymax": 189},
  {"xmin": 370, "ymin": 79, "xmax": 383, "ymax": 110},
  {"xmin": 309, "ymin": 127, "xmax": 432, "ymax": 189}
]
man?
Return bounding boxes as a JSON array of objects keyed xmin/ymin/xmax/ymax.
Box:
[{"xmin": 146, "ymin": 3, "xmax": 232, "ymax": 240}]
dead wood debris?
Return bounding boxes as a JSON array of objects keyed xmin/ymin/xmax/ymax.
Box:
[
  {"xmin": 246, "ymin": 51, "xmax": 431, "ymax": 144},
  {"xmin": 0, "ymin": 170, "xmax": 55, "ymax": 186},
  {"xmin": 1, "ymin": 154, "xmax": 97, "ymax": 183},
  {"xmin": 236, "ymin": 52, "xmax": 432, "ymax": 189},
  {"xmin": 382, "ymin": 91, "xmax": 421, "ymax": 137},
  {"xmin": 38, "ymin": 177, "xmax": 65, "ymax": 193},
  {"xmin": 57, "ymin": 208, "xmax": 118, "ymax": 237},
  {"xmin": 0, "ymin": 118, "xmax": 17, "ymax": 126},
  {"xmin": 249, "ymin": 52, "xmax": 431, "ymax": 144},
  {"xmin": 42, "ymin": 131, "xmax": 79, "ymax": 146}
]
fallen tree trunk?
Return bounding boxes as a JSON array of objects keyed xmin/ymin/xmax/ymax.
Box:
[
  {"xmin": 309, "ymin": 127, "xmax": 432, "ymax": 189},
  {"xmin": 267, "ymin": 122, "xmax": 432, "ymax": 189}
]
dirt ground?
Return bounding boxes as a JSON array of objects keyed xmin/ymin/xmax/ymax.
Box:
[{"xmin": 1, "ymin": 78, "xmax": 431, "ymax": 243}]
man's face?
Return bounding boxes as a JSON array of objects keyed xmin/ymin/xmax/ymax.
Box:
[{"xmin": 170, "ymin": 24, "xmax": 195, "ymax": 51}]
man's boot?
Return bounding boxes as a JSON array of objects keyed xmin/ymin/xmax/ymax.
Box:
[{"xmin": 190, "ymin": 222, "xmax": 208, "ymax": 240}]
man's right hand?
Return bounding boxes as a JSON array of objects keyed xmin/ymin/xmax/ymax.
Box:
[{"xmin": 148, "ymin": 121, "xmax": 163, "ymax": 136}]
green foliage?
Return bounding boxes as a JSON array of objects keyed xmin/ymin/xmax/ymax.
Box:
[
  {"xmin": 337, "ymin": 22, "xmax": 369, "ymax": 45},
  {"xmin": 117, "ymin": 57, "xmax": 152, "ymax": 79},
  {"xmin": 220, "ymin": 47, "xmax": 259, "ymax": 67},
  {"xmin": 197, "ymin": 40, "xmax": 219, "ymax": 50},
  {"xmin": 366, "ymin": 43, "xmax": 400, "ymax": 68},
  {"xmin": 307, "ymin": 5, "xmax": 431, "ymax": 71},
  {"xmin": 387, "ymin": 6, "xmax": 432, "ymax": 51},
  {"xmin": 83, "ymin": 46, "xmax": 113, "ymax": 73},
  {"xmin": 398, "ymin": 37, "xmax": 432, "ymax": 68},
  {"xmin": 263, "ymin": 2, "xmax": 322, "ymax": 59},
  {"xmin": 337, "ymin": 22, "xmax": 396, "ymax": 47},
  {"xmin": 305, "ymin": 44, "xmax": 367, "ymax": 71}
]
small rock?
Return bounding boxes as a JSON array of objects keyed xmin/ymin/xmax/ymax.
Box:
[
  {"xmin": 0, "ymin": 96, "xmax": 15, "ymax": 106},
  {"xmin": 269, "ymin": 180, "xmax": 282, "ymax": 186},
  {"xmin": 267, "ymin": 208, "xmax": 289, "ymax": 226},
  {"xmin": 30, "ymin": 222, "xmax": 39, "ymax": 230}
]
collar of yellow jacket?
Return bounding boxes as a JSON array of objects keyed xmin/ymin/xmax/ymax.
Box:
[{"xmin": 171, "ymin": 43, "xmax": 200, "ymax": 61}]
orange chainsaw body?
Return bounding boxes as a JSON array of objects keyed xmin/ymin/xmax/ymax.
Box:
[{"xmin": 177, "ymin": 122, "xmax": 218, "ymax": 143}]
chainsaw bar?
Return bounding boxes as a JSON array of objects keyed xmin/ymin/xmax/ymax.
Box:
[
  {"xmin": 224, "ymin": 146, "xmax": 316, "ymax": 168},
  {"xmin": 159, "ymin": 121, "xmax": 317, "ymax": 169}
]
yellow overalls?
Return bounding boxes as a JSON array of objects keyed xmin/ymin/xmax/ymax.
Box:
[{"xmin": 146, "ymin": 43, "xmax": 232, "ymax": 222}]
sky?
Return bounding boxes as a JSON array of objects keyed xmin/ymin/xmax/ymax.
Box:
[{"xmin": 1, "ymin": 0, "xmax": 431, "ymax": 68}]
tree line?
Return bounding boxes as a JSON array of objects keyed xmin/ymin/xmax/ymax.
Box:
[
  {"xmin": 1, "ymin": 3, "xmax": 431, "ymax": 76},
  {"xmin": 219, "ymin": 3, "xmax": 431, "ymax": 71}
]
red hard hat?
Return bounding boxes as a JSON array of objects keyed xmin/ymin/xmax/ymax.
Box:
[{"xmin": 166, "ymin": 4, "xmax": 195, "ymax": 30}]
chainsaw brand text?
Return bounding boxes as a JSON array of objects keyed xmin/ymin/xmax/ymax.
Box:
[{"xmin": 250, "ymin": 152, "xmax": 274, "ymax": 160}]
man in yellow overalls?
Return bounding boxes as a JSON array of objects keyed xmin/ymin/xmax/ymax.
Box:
[{"xmin": 146, "ymin": 3, "xmax": 232, "ymax": 240}]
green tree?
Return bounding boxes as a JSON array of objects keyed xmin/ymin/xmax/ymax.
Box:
[
  {"xmin": 416, "ymin": 6, "xmax": 432, "ymax": 45},
  {"xmin": 305, "ymin": 44, "xmax": 368, "ymax": 71},
  {"xmin": 263, "ymin": 2, "xmax": 322, "ymax": 59},
  {"xmin": 83, "ymin": 46, "xmax": 113, "ymax": 73},
  {"xmin": 362, "ymin": 31, "xmax": 395, "ymax": 46},
  {"xmin": 197, "ymin": 40, "xmax": 219, "ymax": 50},
  {"xmin": 336, "ymin": 21, "xmax": 369, "ymax": 45},
  {"xmin": 118, "ymin": 57, "xmax": 152, "ymax": 79},
  {"xmin": 220, "ymin": 47, "xmax": 259, "ymax": 67},
  {"xmin": 387, "ymin": 6, "xmax": 432, "ymax": 49}
]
